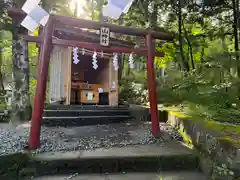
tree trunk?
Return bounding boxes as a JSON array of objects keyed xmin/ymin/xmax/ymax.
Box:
[
  {"xmin": 10, "ymin": 22, "xmax": 31, "ymax": 125},
  {"xmin": 232, "ymin": 0, "xmax": 240, "ymax": 98},
  {"xmin": 127, "ymin": 65, "xmax": 131, "ymax": 76},
  {"xmin": 177, "ymin": 0, "xmax": 189, "ymax": 71},
  {"xmin": 149, "ymin": 2, "xmax": 158, "ymax": 29},
  {"xmin": 0, "ymin": 47, "xmax": 4, "ymax": 90},
  {"xmin": 182, "ymin": 21, "xmax": 195, "ymax": 69},
  {"xmin": 92, "ymin": 0, "xmax": 95, "ymax": 20},
  {"xmin": 232, "ymin": 0, "xmax": 239, "ymax": 67},
  {"xmin": 118, "ymin": 54, "xmax": 124, "ymax": 81}
]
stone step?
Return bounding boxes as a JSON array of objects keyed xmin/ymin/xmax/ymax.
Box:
[
  {"xmin": 43, "ymin": 109, "xmax": 130, "ymax": 117},
  {"xmin": 32, "ymin": 172, "xmax": 207, "ymax": 180},
  {"xmin": 0, "ymin": 139, "xmax": 201, "ymax": 179},
  {"xmin": 45, "ymin": 105, "xmax": 129, "ymax": 110},
  {"xmin": 28, "ymin": 143, "xmax": 199, "ymax": 176},
  {"xmin": 41, "ymin": 115, "xmax": 133, "ymax": 127}
]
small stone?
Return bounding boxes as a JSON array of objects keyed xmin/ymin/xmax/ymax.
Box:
[{"xmin": 0, "ymin": 122, "xmax": 182, "ymax": 155}]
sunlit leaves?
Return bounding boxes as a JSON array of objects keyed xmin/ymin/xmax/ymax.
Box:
[
  {"xmin": 191, "ymin": 24, "xmax": 202, "ymax": 35},
  {"xmin": 155, "ymin": 42, "xmax": 176, "ymax": 68}
]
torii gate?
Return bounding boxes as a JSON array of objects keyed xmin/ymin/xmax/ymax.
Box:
[{"xmin": 8, "ymin": 8, "xmax": 173, "ymax": 149}]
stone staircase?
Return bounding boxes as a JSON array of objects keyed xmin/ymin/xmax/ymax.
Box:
[
  {"xmin": 42, "ymin": 105, "xmax": 133, "ymax": 126},
  {"xmin": 29, "ymin": 142, "xmax": 206, "ymax": 180},
  {"xmin": 0, "ymin": 121, "xmax": 208, "ymax": 180}
]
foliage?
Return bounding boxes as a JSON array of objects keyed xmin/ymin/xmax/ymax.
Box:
[
  {"xmin": 29, "ymin": 79, "xmax": 37, "ymax": 104},
  {"xmin": 1, "ymin": 0, "xmax": 240, "ymax": 124},
  {"xmin": 155, "ymin": 42, "xmax": 177, "ymax": 68},
  {"xmin": 119, "ymin": 77, "xmax": 148, "ymax": 105},
  {"xmin": 114, "ymin": 0, "xmax": 240, "ymax": 124},
  {"xmin": 157, "ymin": 53, "xmax": 240, "ymax": 123}
]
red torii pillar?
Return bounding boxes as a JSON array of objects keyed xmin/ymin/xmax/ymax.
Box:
[
  {"xmin": 146, "ymin": 34, "xmax": 160, "ymax": 137},
  {"xmin": 29, "ymin": 17, "xmax": 54, "ymax": 149}
]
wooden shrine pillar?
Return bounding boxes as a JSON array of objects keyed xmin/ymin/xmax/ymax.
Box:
[
  {"xmin": 29, "ymin": 17, "xmax": 54, "ymax": 149},
  {"xmin": 146, "ymin": 33, "xmax": 160, "ymax": 137}
]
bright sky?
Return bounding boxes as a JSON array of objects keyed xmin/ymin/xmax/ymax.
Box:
[{"xmin": 69, "ymin": 0, "xmax": 86, "ymax": 17}]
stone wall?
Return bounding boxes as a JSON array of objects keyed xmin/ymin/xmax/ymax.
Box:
[
  {"xmin": 128, "ymin": 105, "xmax": 149, "ymax": 121},
  {"xmin": 128, "ymin": 105, "xmax": 240, "ymax": 179},
  {"xmin": 128, "ymin": 105, "xmax": 169, "ymax": 123},
  {"xmin": 167, "ymin": 112, "xmax": 240, "ymax": 180}
]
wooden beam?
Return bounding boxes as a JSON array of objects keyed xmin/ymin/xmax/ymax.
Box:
[
  {"xmin": 55, "ymin": 27, "xmax": 135, "ymax": 47},
  {"xmin": 20, "ymin": 35, "xmax": 42, "ymax": 43},
  {"xmin": 8, "ymin": 8, "xmax": 173, "ymax": 40},
  {"xmin": 52, "ymin": 38, "xmax": 164, "ymax": 57},
  {"xmin": 8, "ymin": 7, "xmax": 26, "ymax": 19},
  {"xmin": 54, "ymin": 29, "xmax": 134, "ymax": 48},
  {"xmin": 53, "ymin": 16, "xmax": 172, "ymax": 40},
  {"xmin": 19, "ymin": 35, "xmax": 164, "ymax": 57}
]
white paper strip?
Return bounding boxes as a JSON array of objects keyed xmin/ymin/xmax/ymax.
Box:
[
  {"xmin": 82, "ymin": 48, "xmax": 85, "ymax": 55},
  {"xmin": 103, "ymin": 0, "xmax": 135, "ymax": 19},
  {"xmin": 28, "ymin": 5, "xmax": 49, "ymax": 24},
  {"xmin": 22, "ymin": 0, "xmax": 40, "ymax": 14},
  {"xmin": 102, "ymin": 4, "xmax": 122, "ymax": 19},
  {"xmin": 21, "ymin": 16, "xmax": 39, "ymax": 32},
  {"xmin": 21, "ymin": 0, "xmax": 50, "ymax": 32},
  {"xmin": 113, "ymin": 53, "xmax": 119, "ymax": 71},
  {"xmin": 40, "ymin": 14, "xmax": 50, "ymax": 26},
  {"xmin": 129, "ymin": 53, "xmax": 134, "ymax": 69},
  {"xmin": 92, "ymin": 52, "xmax": 98, "ymax": 70},
  {"xmin": 123, "ymin": 0, "xmax": 135, "ymax": 13},
  {"xmin": 73, "ymin": 47, "xmax": 79, "ymax": 64},
  {"xmin": 112, "ymin": 82, "xmax": 116, "ymax": 89}
]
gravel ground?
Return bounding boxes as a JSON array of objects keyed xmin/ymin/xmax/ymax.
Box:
[{"xmin": 0, "ymin": 121, "xmax": 182, "ymax": 156}]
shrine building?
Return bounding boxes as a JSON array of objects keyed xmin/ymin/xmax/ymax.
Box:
[{"xmin": 49, "ymin": 28, "xmax": 135, "ymax": 106}]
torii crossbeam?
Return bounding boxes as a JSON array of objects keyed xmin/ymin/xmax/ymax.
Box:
[{"xmin": 8, "ymin": 8, "xmax": 173, "ymax": 149}]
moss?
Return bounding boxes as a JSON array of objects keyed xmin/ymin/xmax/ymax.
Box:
[
  {"xmin": 19, "ymin": 167, "xmax": 37, "ymax": 178},
  {"xmin": 0, "ymin": 153, "xmax": 32, "ymax": 178},
  {"xmin": 168, "ymin": 109, "xmax": 240, "ymax": 148},
  {"xmin": 203, "ymin": 121, "xmax": 240, "ymax": 148},
  {"xmin": 204, "ymin": 121, "xmax": 240, "ymax": 134},
  {"xmin": 0, "ymin": 103, "xmax": 7, "ymax": 109},
  {"xmin": 167, "ymin": 110, "xmax": 240, "ymax": 180},
  {"xmin": 168, "ymin": 110, "xmax": 191, "ymax": 119},
  {"xmin": 177, "ymin": 127, "xmax": 193, "ymax": 145},
  {"xmin": 217, "ymin": 136, "xmax": 240, "ymax": 148}
]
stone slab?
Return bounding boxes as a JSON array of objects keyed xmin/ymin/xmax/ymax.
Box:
[
  {"xmin": 34, "ymin": 141, "xmax": 193, "ymax": 161},
  {"xmin": 33, "ymin": 172, "xmax": 207, "ymax": 180}
]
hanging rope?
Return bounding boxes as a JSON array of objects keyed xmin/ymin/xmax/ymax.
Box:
[{"xmin": 81, "ymin": 48, "xmax": 85, "ymax": 55}]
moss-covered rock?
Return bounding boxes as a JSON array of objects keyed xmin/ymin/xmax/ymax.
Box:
[
  {"xmin": 0, "ymin": 153, "xmax": 32, "ymax": 179},
  {"xmin": 167, "ymin": 111, "xmax": 240, "ymax": 180}
]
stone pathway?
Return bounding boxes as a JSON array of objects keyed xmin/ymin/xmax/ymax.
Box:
[
  {"xmin": 33, "ymin": 172, "xmax": 207, "ymax": 180},
  {"xmin": 0, "ymin": 121, "xmax": 206, "ymax": 179},
  {"xmin": 34, "ymin": 141, "xmax": 193, "ymax": 161},
  {"xmin": 0, "ymin": 121, "xmax": 182, "ymax": 155}
]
